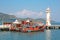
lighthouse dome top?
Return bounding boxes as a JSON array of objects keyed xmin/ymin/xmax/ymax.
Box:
[
  {"xmin": 46, "ymin": 8, "xmax": 51, "ymax": 13},
  {"xmin": 46, "ymin": 8, "xmax": 50, "ymax": 10}
]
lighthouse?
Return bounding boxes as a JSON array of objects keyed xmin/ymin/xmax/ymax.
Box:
[{"xmin": 46, "ymin": 8, "xmax": 51, "ymax": 26}]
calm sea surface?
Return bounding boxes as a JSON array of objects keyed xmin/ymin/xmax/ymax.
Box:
[{"xmin": 0, "ymin": 30, "xmax": 60, "ymax": 40}]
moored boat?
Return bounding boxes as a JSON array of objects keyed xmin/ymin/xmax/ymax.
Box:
[{"xmin": 3, "ymin": 19, "xmax": 46, "ymax": 32}]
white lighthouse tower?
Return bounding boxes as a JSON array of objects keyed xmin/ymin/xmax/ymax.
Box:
[{"xmin": 46, "ymin": 8, "xmax": 51, "ymax": 26}]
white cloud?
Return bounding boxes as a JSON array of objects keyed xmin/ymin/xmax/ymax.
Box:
[{"xmin": 10, "ymin": 9, "xmax": 45, "ymax": 18}]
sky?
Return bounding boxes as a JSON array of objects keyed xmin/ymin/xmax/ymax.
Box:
[{"xmin": 0, "ymin": 0, "xmax": 60, "ymax": 22}]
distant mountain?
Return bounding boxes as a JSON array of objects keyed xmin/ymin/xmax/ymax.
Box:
[
  {"xmin": 0, "ymin": 13, "xmax": 17, "ymax": 20},
  {"xmin": 18, "ymin": 18, "xmax": 56, "ymax": 24},
  {"xmin": 0, "ymin": 13, "xmax": 57, "ymax": 25},
  {"xmin": 35, "ymin": 18, "xmax": 46, "ymax": 22}
]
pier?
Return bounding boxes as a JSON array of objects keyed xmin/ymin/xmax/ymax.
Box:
[
  {"xmin": 46, "ymin": 25, "xmax": 60, "ymax": 29},
  {"xmin": 0, "ymin": 25, "xmax": 60, "ymax": 31}
]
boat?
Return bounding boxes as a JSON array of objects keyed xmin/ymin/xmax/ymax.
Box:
[{"xmin": 9, "ymin": 19, "xmax": 46, "ymax": 32}]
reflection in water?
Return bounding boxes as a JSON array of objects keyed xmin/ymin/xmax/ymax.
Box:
[{"xmin": 46, "ymin": 30, "xmax": 51, "ymax": 40}]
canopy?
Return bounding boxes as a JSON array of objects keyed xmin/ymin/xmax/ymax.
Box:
[
  {"xmin": 13, "ymin": 20, "xmax": 20, "ymax": 24},
  {"xmin": 26, "ymin": 19, "xmax": 30, "ymax": 22}
]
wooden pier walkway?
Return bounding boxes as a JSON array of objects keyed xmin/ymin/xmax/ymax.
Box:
[{"xmin": 46, "ymin": 25, "xmax": 60, "ymax": 29}]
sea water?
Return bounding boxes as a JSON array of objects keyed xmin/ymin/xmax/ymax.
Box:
[{"xmin": 0, "ymin": 30, "xmax": 60, "ymax": 40}]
